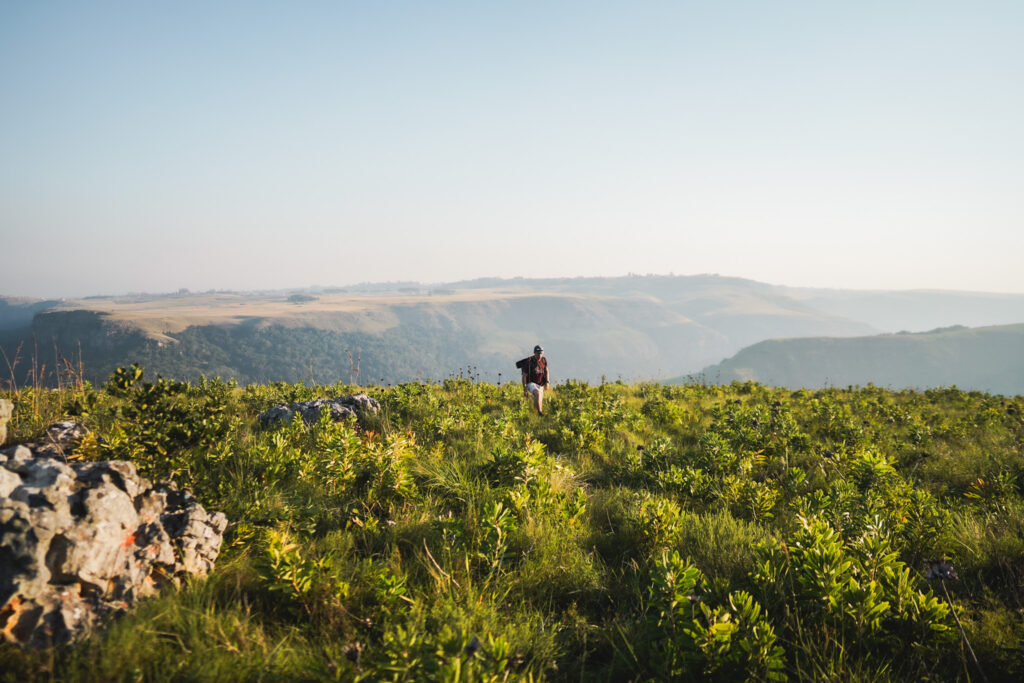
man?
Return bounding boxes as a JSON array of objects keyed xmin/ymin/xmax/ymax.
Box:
[{"xmin": 519, "ymin": 345, "xmax": 550, "ymax": 416}]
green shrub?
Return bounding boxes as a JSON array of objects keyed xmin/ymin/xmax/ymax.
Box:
[{"xmin": 5, "ymin": 372, "xmax": 1024, "ymax": 681}]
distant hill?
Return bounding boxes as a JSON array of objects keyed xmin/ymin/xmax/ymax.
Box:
[
  {"xmin": 0, "ymin": 296, "xmax": 60, "ymax": 329},
  {"xmin": 3, "ymin": 276, "xmax": 1024, "ymax": 387},
  {"xmin": 774, "ymin": 287, "xmax": 1024, "ymax": 332},
  {"xmin": 693, "ymin": 323, "xmax": 1024, "ymax": 395},
  {"xmin": 0, "ymin": 276, "xmax": 872, "ymax": 385}
]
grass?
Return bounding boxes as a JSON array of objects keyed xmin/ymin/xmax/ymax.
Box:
[{"xmin": 2, "ymin": 373, "xmax": 1024, "ymax": 681}]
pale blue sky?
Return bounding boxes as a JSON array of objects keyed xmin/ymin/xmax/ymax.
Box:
[{"xmin": 2, "ymin": 1, "xmax": 1022, "ymax": 297}]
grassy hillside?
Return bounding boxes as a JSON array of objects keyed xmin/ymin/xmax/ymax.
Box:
[
  {"xmin": 3, "ymin": 373, "xmax": 1023, "ymax": 680},
  {"xmin": 697, "ymin": 323, "xmax": 1024, "ymax": 395}
]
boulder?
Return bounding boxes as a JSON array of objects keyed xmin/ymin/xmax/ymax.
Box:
[
  {"xmin": 0, "ymin": 427, "xmax": 228, "ymax": 649},
  {"xmin": 25, "ymin": 420, "xmax": 89, "ymax": 459},
  {"xmin": 0, "ymin": 399, "xmax": 12, "ymax": 446},
  {"xmin": 258, "ymin": 394, "xmax": 380, "ymax": 427}
]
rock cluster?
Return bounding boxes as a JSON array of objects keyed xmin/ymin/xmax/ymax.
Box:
[
  {"xmin": 258, "ymin": 394, "xmax": 381, "ymax": 427},
  {"xmin": 0, "ymin": 424, "xmax": 228, "ymax": 649}
]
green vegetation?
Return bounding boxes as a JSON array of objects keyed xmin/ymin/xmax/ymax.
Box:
[{"xmin": 3, "ymin": 371, "xmax": 1024, "ymax": 681}]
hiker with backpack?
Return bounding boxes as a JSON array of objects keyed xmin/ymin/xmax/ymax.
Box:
[{"xmin": 517, "ymin": 345, "xmax": 550, "ymax": 416}]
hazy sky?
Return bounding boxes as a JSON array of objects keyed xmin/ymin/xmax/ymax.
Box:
[{"xmin": 2, "ymin": 1, "xmax": 1022, "ymax": 298}]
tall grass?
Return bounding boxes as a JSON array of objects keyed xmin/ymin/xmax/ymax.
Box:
[{"xmin": 2, "ymin": 373, "xmax": 1023, "ymax": 680}]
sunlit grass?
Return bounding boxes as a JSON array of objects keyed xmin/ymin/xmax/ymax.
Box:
[{"xmin": 2, "ymin": 374, "xmax": 1023, "ymax": 680}]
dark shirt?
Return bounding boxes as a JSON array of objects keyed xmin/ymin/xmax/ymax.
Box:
[{"xmin": 524, "ymin": 356, "xmax": 548, "ymax": 385}]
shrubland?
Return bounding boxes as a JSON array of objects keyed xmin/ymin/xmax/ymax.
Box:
[{"xmin": 2, "ymin": 369, "xmax": 1023, "ymax": 681}]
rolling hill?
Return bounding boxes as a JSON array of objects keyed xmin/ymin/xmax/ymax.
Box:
[{"xmin": 695, "ymin": 323, "xmax": 1024, "ymax": 395}]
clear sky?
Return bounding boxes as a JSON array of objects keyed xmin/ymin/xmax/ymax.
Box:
[{"xmin": 2, "ymin": 1, "xmax": 1022, "ymax": 298}]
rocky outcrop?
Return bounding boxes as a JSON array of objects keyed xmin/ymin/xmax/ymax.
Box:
[
  {"xmin": 22, "ymin": 420, "xmax": 89, "ymax": 459},
  {"xmin": 0, "ymin": 426, "xmax": 228, "ymax": 649},
  {"xmin": 258, "ymin": 394, "xmax": 381, "ymax": 427},
  {"xmin": 0, "ymin": 399, "xmax": 11, "ymax": 446}
]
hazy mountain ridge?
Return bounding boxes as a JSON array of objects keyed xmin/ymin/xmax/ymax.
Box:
[
  {"xmin": 3, "ymin": 275, "xmax": 1023, "ymax": 386},
  {"xmin": 0, "ymin": 297, "xmax": 62, "ymax": 330},
  {"xmin": 775, "ymin": 286, "xmax": 1024, "ymax": 332},
  {"xmin": 696, "ymin": 323, "xmax": 1024, "ymax": 395}
]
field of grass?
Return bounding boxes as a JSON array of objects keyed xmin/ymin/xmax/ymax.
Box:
[{"xmin": 2, "ymin": 371, "xmax": 1023, "ymax": 681}]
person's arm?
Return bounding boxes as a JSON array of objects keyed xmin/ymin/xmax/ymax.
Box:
[{"xmin": 544, "ymin": 359, "xmax": 551, "ymax": 388}]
